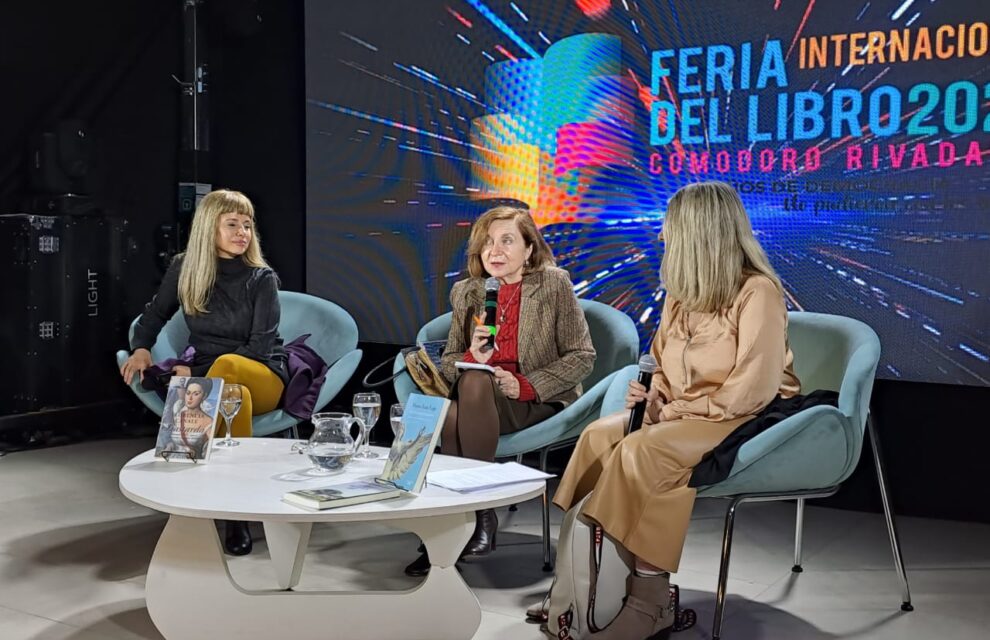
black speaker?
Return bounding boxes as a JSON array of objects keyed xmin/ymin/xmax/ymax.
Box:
[
  {"xmin": 0, "ymin": 213, "xmax": 127, "ymax": 414},
  {"xmin": 27, "ymin": 120, "xmax": 93, "ymax": 195}
]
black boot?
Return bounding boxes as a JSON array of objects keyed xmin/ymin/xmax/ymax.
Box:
[
  {"xmin": 224, "ymin": 520, "xmax": 253, "ymax": 556},
  {"xmin": 404, "ymin": 551, "xmax": 431, "ymax": 577},
  {"xmin": 461, "ymin": 509, "xmax": 497, "ymax": 559}
]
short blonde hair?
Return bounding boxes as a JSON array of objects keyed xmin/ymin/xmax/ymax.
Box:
[
  {"xmin": 660, "ymin": 181, "xmax": 783, "ymax": 312},
  {"xmin": 466, "ymin": 206, "xmax": 555, "ymax": 278},
  {"xmin": 178, "ymin": 189, "xmax": 268, "ymax": 315}
]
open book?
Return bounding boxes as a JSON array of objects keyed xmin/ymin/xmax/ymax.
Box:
[
  {"xmin": 283, "ymin": 394, "xmax": 450, "ymax": 510},
  {"xmin": 154, "ymin": 376, "xmax": 225, "ymax": 463}
]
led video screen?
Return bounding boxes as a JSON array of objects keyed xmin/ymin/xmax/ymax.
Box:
[{"xmin": 306, "ymin": 0, "xmax": 989, "ymax": 385}]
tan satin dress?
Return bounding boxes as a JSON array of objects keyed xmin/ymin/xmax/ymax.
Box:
[{"xmin": 553, "ymin": 275, "xmax": 800, "ymax": 571}]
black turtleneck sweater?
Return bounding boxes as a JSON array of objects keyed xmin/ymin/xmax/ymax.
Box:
[{"xmin": 131, "ymin": 255, "xmax": 289, "ymax": 385}]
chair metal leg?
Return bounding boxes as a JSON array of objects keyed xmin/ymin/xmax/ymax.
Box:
[
  {"xmin": 509, "ymin": 454, "xmax": 524, "ymax": 512},
  {"xmin": 867, "ymin": 413, "xmax": 914, "ymax": 612},
  {"xmin": 713, "ymin": 496, "xmax": 744, "ymax": 640},
  {"xmin": 290, "ymin": 424, "xmax": 300, "ymax": 440},
  {"xmin": 792, "ymin": 498, "xmax": 805, "ymax": 572},
  {"xmin": 540, "ymin": 447, "xmax": 553, "ymax": 572}
]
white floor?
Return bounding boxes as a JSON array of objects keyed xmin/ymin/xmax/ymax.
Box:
[{"xmin": 0, "ymin": 437, "xmax": 988, "ymax": 640}]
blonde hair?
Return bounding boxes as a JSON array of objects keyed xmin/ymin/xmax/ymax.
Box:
[
  {"xmin": 178, "ymin": 189, "xmax": 268, "ymax": 315},
  {"xmin": 660, "ymin": 181, "xmax": 782, "ymax": 312},
  {"xmin": 466, "ymin": 206, "xmax": 555, "ymax": 278}
]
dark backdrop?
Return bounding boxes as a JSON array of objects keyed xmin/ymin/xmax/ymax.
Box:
[{"xmin": 1, "ymin": 0, "xmax": 986, "ymax": 522}]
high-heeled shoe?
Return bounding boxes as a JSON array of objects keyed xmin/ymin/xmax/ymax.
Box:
[
  {"xmin": 404, "ymin": 551, "xmax": 431, "ymax": 577},
  {"xmin": 461, "ymin": 508, "xmax": 497, "ymax": 559},
  {"xmin": 224, "ymin": 520, "xmax": 253, "ymax": 556}
]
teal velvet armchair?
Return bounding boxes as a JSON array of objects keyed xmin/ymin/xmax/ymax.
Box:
[
  {"xmin": 599, "ymin": 311, "xmax": 912, "ymax": 639},
  {"xmin": 115, "ymin": 291, "xmax": 363, "ymax": 438}
]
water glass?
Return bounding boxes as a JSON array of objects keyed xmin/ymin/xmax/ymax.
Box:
[
  {"xmin": 390, "ymin": 403, "xmax": 404, "ymax": 440},
  {"xmin": 352, "ymin": 392, "xmax": 381, "ymax": 458},
  {"xmin": 215, "ymin": 383, "xmax": 242, "ymax": 448}
]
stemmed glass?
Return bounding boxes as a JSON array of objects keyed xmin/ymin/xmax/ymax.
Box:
[
  {"xmin": 215, "ymin": 383, "xmax": 242, "ymax": 448},
  {"xmin": 352, "ymin": 392, "xmax": 381, "ymax": 458},
  {"xmin": 390, "ymin": 403, "xmax": 404, "ymax": 440}
]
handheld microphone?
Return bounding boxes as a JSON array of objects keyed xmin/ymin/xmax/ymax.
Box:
[
  {"xmin": 483, "ymin": 277, "xmax": 500, "ymax": 351},
  {"xmin": 626, "ymin": 354, "xmax": 658, "ymax": 435}
]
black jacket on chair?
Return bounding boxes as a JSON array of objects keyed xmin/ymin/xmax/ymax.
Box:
[{"xmin": 689, "ymin": 390, "xmax": 839, "ymax": 488}]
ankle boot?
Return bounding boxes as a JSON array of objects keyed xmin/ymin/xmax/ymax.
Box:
[
  {"xmin": 592, "ymin": 573, "xmax": 673, "ymax": 640},
  {"xmin": 461, "ymin": 509, "xmax": 497, "ymax": 559},
  {"xmin": 224, "ymin": 520, "xmax": 253, "ymax": 556},
  {"xmin": 404, "ymin": 550, "xmax": 431, "ymax": 577}
]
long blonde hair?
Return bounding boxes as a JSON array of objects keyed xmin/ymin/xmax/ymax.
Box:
[
  {"xmin": 660, "ymin": 181, "xmax": 782, "ymax": 312},
  {"xmin": 178, "ymin": 189, "xmax": 268, "ymax": 315},
  {"xmin": 466, "ymin": 206, "xmax": 555, "ymax": 278}
]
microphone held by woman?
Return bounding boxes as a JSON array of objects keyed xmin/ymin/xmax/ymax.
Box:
[{"xmin": 626, "ymin": 354, "xmax": 657, "ymax": 435}]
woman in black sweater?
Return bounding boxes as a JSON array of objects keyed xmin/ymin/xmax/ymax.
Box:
[{"xmin": 120, "ymin": 189, "xmax": 286, "ymax": 555}]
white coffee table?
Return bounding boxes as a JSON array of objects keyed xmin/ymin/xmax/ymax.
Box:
[{"xmin": 119, "ymin": 438, "xmax": 546, "ymax": 640}]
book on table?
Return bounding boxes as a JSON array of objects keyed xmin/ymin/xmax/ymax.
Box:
[
  {"xmin": 154, "ymin": 376, "xmax": 225, "ymax": 463},
  {"xmin": 283, "ymin": 393, "xmax": 450, "ymax": 510},
  {"xmin": 282, "ymin": 480, "xmax": 403, "ymax": 510}
]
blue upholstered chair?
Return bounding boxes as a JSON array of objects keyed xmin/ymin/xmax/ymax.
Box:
[
  {"xmin": 599, "ymin": 312, "xmax": 912, "ymax": 639},
  {"xmin": 393, "ymin": 298, "xmax": 639, "ymax": 570},
  {"xmin": 115, "ymin": 291, "xmax": 363, "ymax": 438}
]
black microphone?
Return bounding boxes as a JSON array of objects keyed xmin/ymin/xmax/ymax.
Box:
[
  {"xmin": 483, "ymin": 277, "xmax": 500, "ymax": 351},
  {"xmin": 626, "ymin": 354, "xmax": 658, "ymax": 435}
]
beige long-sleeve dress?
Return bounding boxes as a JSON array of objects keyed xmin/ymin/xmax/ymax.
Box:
[{"xmin": 553, "ymin": 274, "xmax": 800, "ymax": 571}]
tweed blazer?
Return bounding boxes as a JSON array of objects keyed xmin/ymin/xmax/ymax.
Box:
[{"xmin": 441, "ymin": 266, "xmax": 596, "ymax": 406}]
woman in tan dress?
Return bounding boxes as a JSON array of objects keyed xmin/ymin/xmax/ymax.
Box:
[{"xmin": 550, "ymin": 181, "xmax": 800, "ymax": 640}]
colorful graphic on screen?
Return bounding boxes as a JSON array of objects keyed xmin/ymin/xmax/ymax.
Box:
[{"xmin": 306, "ymin": 0, "xmax": 989, "ymax": 386}]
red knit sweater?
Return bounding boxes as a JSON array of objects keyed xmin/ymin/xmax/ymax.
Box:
[{"xmin": 461, "ymin": 281, "xmax": 537, "ymax": 401}]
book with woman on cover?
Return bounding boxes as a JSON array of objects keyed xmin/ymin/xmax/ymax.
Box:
[
  {"xmin": 283, "ymin": 394, "xmax": 450, "ymax": 510},
  {"xmin": 154, "ymin": 376, "xmax": 225, "ymax": 463}
]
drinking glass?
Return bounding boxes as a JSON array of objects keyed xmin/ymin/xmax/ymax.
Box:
[
  {"xmin": 352, "ymin": 392, "xmax": 381, "ymax": 458},
  {"xmin": 389, "ymin": 403, "xmax": 404, "ymax": 440},
  {"xmin": 216, "ymin": 383, "xmax": 242, "ymax": 448}
]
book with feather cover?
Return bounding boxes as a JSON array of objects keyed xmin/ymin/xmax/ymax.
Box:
[{"xmin": 377, "ymin": 393, "xmax": 450, "ymax": 492}]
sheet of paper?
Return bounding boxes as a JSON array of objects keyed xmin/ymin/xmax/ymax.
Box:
[
  {"xmin": 427, "ymin": 462, "xmax": 554, "ymax": 492},
  {"xmin": 455, "ymin": 361, "xmax": 495, "ymax": 373}
]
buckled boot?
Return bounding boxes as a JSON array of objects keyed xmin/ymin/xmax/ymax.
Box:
[{"xmin": 592, "ymin": 573, "xmax": 674, "ymax": 640}]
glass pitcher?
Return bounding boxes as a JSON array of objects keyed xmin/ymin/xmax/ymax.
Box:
[{"xmin": 300, "ymin": 412, "xmax": 365, "ymax": 474}]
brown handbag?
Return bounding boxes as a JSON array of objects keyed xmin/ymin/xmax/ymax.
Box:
[
  {"xmin": 362, "ymin": 341, "xmax": 450, "ymax": 398},
  {"xmin": 402, "ymin": 345, "xmax": 450, "ymax": 397}
]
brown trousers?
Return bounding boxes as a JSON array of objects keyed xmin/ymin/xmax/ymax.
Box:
[
  {"xmin": 440, "ymin": 370, "xmax": 558, "ymax": 462},
  {"xmin": 553, "ymin": 411, "xmax": 748, "ymax": 572}
]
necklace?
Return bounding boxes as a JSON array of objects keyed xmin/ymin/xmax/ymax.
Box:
[{"xmin": 498, "ymin": 281, "xmax": 523, "ymax": 325}]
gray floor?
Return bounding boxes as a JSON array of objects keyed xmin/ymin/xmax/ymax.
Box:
[{"xmin": 0, "ymin": 437, "xmax": 988, "ymax": 639}]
